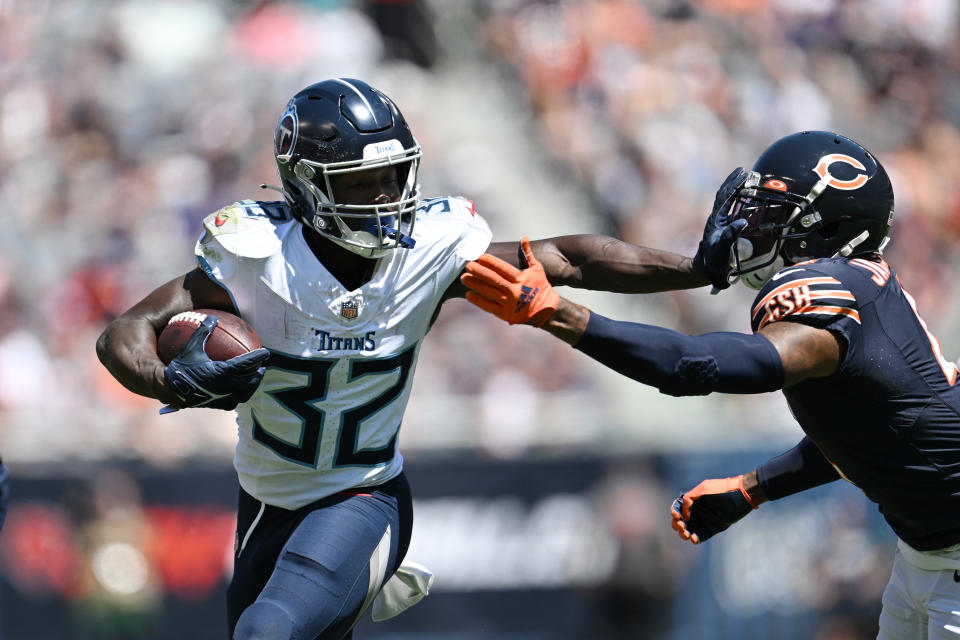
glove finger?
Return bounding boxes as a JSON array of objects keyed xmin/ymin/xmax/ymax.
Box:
[
  {"xmin": 519, "ymin": 236, "xmax": 539, "ymax": 269},
  {"xmin": 464, "ymin": 260, "xmax": 515, "ymax": 289},
  {"xmin": 720, "ymin": 219, "xmax": 748, "ymax": 241},
  {"xmin": 233, "ymin": 369, "xmax": 267, "ymax": 403},
  {"xmin": 670, "ymin": 516, "xmax": 688, "ymax": 536},
  {"xmin": 714, "ymin": 168, "xmax": 747, "ymax": 213},
  {"xmin": 474, "ymin": 253, "xmax": 522, "ymax": 283},
  {"xmin": 722, "ymin": 166, "xmax": 744, "ymax": 183},
  {"xmin": 670, "ymin": 496, "xmax": 684, "ymax": 518},
  {"xmin": 465, "ymin": 291, "xmax": 508, "ymax": 318},
  {"xmin": 681, "ymin": 493, "xmax": 696, "ymax": 520},
  {"xmin": 671, "ymin": 517, "xmax": 695, "ymax": 542},
  {"xmin": 460, "ymin": 270, "xmax": 509, "ymax": 295},
  {"xmin": 224, "ymin": 348, "xmax": 270, "ymax": 372},
  {"xmin": 719, "ymin": 167, "xmax": 746, "ymax": 194},
  {"xmin": 183, "ymin": 315, "xmax": 218, "ymax": 353},
  {"xmin": 461, "ymin": 275, "xmax": 510, "ymax": 303}
]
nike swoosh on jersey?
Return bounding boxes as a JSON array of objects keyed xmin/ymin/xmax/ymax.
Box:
[{"xmin": 770, "ymin": 268, "xmax": 806, "ymax": 281}]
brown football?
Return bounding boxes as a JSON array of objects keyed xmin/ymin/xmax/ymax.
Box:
[{"xmin": 157, "ymin": 309, "xmax": 261, "ymax": 365}]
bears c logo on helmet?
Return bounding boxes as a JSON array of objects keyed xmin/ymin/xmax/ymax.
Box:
[{"xmin": 813, "ymin": 153, "xmax": 870, "ymax": 190}]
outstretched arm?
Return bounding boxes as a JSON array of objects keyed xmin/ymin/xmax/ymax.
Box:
[
  {"xmin": 487, "ymin": 235, "xmax": 708, "ymax": 292},
  {"xmin": 460, "ymin": 246, "xmax": 842, "ymax": 393},
  {"xmin": 442, "ymin": 236, "xmax": 707, "ymax": 303},
  {"xmin": 444, "ymin": 168, "xmax": 749, "ymax": 302},
  {"xmin": 670, "ymin": 436, "xmax": 841, "ymax": 544},
  {"xmin": 518, "ymin": 168, "xmax": 749, "ymax": 292}
]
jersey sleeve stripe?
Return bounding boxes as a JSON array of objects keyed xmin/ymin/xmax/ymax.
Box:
[
  {"xmin": 850, "ymin": 257, "xmax": 891, "ymax": 286},
  {"xmin": 811, "ymin": 290, "xmax": 856, "ymax": 301},
  {"xmin": 756, "ymin": 305, "xmax": 861, "ymax": 330},
  {"xmin": 752, "ymin": 277, "xmax": 843, "ymax": 321}
]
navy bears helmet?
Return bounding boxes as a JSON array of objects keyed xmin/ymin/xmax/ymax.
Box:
[
  {"xmin": 272, "ymin": 78, "xmax": 422, "ymax": 258},
  {"xmin": 726, "ymin": 131, "xmax": 895, "ymax": 288}
]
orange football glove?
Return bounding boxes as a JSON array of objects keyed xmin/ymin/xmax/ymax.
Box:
[
  {"xmin": 461, "ymin": 236, "xmax": 560, "ymax": 327},
  {"xmin": 669, "ymin": 475, "xmax": 757, "ymax": 544}
]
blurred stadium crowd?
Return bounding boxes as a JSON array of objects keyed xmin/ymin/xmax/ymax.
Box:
[
  {"xmin": 5, "ymin": 0, "xmax": 960, "ymax": 463},
  {"xmin": 2, "ymin": 0, "xmax": 953, "ymax": 637}
]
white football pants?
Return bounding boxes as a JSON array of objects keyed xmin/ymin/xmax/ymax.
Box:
[{"xmin": 878, "ymin": 540, "xmax": 960, "ymax": 639}]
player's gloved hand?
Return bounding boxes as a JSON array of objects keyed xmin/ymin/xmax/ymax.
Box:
[
  {"xmin": 670, "ymin": 475, "xmax": 757, "ymax": 544},
  {"xmin": 163, "ymin": 315, "xmax": 270, "ymax": 411},
  {"xmin": 693, "ymin": 167, "xmax": 750, "ymax": 290},
  {"xmin": 461, "ymin": 236, "xmax": 560, "ymax": 327},
  {"xmin": 0, "ymin": 457, "xmax": 9, "ymax": 531}
]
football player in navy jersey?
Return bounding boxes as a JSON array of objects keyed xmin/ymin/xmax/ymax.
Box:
[
  {"xmin": 96, "ymin": 78, "xmax": 736, "ymax": 640},
  {"xmin": 463, "ymin": 130, "xmax": 960, "ymax": 639}
]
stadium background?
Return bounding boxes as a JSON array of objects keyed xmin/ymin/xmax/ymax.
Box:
[{"xmin": 0, "ymin": 0, "xmax": 956, "ymax": 637}]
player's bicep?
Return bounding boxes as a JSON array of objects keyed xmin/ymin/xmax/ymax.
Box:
[
  {"xmin": 116, "ymin": 268, "xmax": 236, "ymax": 333},
  {"xmin": 758, "ymin": 321, "xmax": 843, "ymax": 387}
]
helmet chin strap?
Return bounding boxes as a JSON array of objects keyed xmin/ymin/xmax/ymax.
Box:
[
  {"xmin": 740, "ymin": 257, "xmax": 785, "ymax": 290},
  {"xmin": 832, "ymin": 230, "xmax": 870, "ymax": 258},
  {"xmin": 739, "ymin": 230, "xmax": 872, "ymax": 291}
]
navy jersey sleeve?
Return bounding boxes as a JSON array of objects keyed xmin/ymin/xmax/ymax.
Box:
[{"xmin": 749, "ymin": 263, "xmax": 861, "ymax": 348}]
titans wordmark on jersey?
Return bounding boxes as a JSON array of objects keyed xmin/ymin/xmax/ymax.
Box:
[
  {"xmin": 195, "ymin": 197, "xmax": 492, "ymax": 509},
  {"xmin": 750, "ymin": 255, "xmax": 960, "ymax": 550}
]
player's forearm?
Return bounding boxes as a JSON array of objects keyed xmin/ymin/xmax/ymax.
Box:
[
  {"xmin": 96, "ymin": 318, "xmax": 178, "ymax": 404},
  {"xmin": 535, "ymin": 235, "xmax": 708, "ymax": 292},
  {"xmin": 755, "ymin": 436, "xmax": 841, "ymax": 500},
  {"xmin": 551, "ymin": 311, "xmax": 784, "ymax": 396}
]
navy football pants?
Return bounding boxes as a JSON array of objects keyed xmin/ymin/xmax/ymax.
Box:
[{"xmin": 227, "ymin": 473, "xmax": 413, "ymax": 640}]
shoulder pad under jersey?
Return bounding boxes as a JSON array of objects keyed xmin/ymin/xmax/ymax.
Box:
[
  {"xmin": 197, "ymin": 201, "xmax": 287, "ymax": 260},
  {"xmin": 750, "ymin": 260, "xmax": 860, "ymax": 333},
  {"xmin": 416, "ymin": 196, "xmax": 492, "ymax": 261}
]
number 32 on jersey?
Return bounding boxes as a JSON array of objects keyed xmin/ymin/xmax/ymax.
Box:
[{"xmin": 251, "ymin": 345, "xmax": 417, "ymax": 468}]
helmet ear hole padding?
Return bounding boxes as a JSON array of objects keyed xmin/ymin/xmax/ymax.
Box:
[{"xmin": 818, "ymin": 220, "xmax": 840, "ymax": 240}]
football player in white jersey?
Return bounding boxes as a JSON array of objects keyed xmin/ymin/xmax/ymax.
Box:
[{"xmin": 96, "ymin": 78, "xmax": 732, "ymax": 640}]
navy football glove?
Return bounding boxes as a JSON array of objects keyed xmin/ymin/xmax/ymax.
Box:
[
  {"xmin": 0, "ymin": 457, "xmax": 9, "ymax": 531},
  {"xmin": 670, "ymin": 475, "xmax": 757, "ymax": 544},
  {"xmin": 693, "ymin": 167, "xmax": 750, "ymax": 291},
  {"xmin": 163, "ymin": 316, "xmax": 269, "ymax": 412}
]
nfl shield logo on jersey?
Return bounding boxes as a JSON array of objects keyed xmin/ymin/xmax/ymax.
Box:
[{"xmin": 340, "ymin": 300, "xmax": 359, "ymax": 320}]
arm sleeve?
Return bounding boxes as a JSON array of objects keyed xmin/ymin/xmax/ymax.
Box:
[
  {"xmin": 574, "ymin": 312, "xmax": 785, "ymax": 396},
  {"xmin": 756, "ymin": 436, "xmax": 841, "ymax": 500}
]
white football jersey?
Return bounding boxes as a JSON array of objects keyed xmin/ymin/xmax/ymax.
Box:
[{"xmin": 194, "ymin": 197, "xmax": 492, "ymax": 509}]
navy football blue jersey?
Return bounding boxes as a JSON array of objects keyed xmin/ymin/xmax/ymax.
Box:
[{"xmin": 751, "ymin": 255, "xmax": 960, "ymax": 550}]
